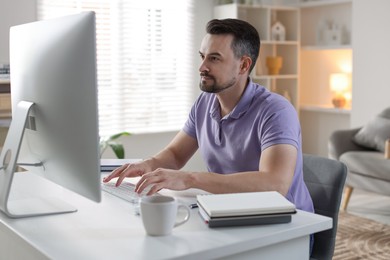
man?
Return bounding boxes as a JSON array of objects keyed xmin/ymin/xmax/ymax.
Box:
[{"xmin": 103, "ymin": 18, "xmax": 314, "ymax": 213}]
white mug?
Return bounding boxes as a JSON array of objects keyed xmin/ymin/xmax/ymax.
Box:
[{"xmin": 140, "ymin": 196, "xmax": 190, "ymax": 236}]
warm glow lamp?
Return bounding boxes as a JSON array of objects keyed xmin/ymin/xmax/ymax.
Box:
[{"xmin": 330, "ymin": 73, "xmax": 349, "ymax": 108}]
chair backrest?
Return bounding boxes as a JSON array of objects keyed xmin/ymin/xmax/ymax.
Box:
[{"xmin": 303, "ymin": 154, "xmax": 347, "ymax": 260}]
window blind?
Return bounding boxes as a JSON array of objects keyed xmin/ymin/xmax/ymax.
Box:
[{"xmin": 37, "ymin": 0, "xmax": 195, "ymax": 136}]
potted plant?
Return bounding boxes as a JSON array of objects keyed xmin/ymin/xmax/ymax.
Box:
[{"xmin": 99, "ymin": 132, "xmax": 131, "ymax": 159}]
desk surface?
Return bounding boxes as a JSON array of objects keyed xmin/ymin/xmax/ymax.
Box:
[{"xmin": 0, "ymin": 172, "xmax": 332, "ymax": 260}]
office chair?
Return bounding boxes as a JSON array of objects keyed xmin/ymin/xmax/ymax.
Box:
[{"xmin": 302, "ymin": 154, "xmax": 347, "ymax": 260}]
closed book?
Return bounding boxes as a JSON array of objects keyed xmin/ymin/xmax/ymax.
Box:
[
  {"xmin": 196, "ymin": 191, "xmax": 296, "ymax": 218},
  {"xmin": 198, "ymin": 205, "xmax": 293, "ymax": 228},
  {"xmin": 100, "ymin": 159, "xmax": 142, "ymax": 172}
]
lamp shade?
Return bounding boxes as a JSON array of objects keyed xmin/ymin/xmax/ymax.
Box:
[{"xmin": 330, "ymin": 73, "xmax": 349, "ymax": 93}]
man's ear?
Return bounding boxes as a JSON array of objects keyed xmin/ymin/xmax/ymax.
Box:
[{"xmin": 240, "ymin": 56, "xmax": 252, "ymax": 74}]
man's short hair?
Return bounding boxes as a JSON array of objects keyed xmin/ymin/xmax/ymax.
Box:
[{"xmin": 206, "ymin": 19, "xmax": 261, "ymax": 73}]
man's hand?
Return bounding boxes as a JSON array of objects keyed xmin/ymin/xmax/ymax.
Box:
[
  {"xmin": 102, "ymin": 161, "xmax": 152, "ymax": 187},
  {"xmin": 135, "ymin": 168, "xmax": 193, "ymax": 196}
]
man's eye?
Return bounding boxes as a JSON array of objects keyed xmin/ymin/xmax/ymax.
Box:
[{"xmin": 210, "ymin": 56, "xmax": 219, "ymax": 62}]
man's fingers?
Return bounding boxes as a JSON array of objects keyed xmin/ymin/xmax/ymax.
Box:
[{"xmin": 103, "ymin": 164, "xmax": 130, "ymax": 182}]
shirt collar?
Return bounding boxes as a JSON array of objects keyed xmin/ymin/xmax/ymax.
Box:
[{"xmin": 209, "ymin": 78, "xmax": 256, "ymax": 121}]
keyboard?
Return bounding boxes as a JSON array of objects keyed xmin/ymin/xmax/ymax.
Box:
[{"xmin": 101, "ymin": 182, "xmax": 150, "ymax": 204}]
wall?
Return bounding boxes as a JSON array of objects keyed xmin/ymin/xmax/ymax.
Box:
[
  {"xmin": 351, "ymin": 0, "xmax": 390, "ymax": 127},
  {"xmin": 103, "ymin": 131, "xmax": 208, "ymax": 171},
  {"xmin": 0, "ymin": 0, "xmax": 37, "ymax": 150},
  {"xmin": 0, "ymin": 0, "xmax": 36, "ymax": 62},
  {"xmin": 300, "ymin": 109, "xmax": 350, "ymax": 157}
]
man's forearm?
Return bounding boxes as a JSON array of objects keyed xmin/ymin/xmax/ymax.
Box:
[
  {"xmin": 145, "ymin": 148, "xmax": 183, "ymax": 171},
  {"xmin": 189, "ymin": 171, "xmax": 292, "ymax": 196}
]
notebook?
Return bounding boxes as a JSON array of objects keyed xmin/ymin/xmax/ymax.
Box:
[
  {"xmin": 100, "ymin": 159, "xmax": 142, "ymax": 172},
  {"xmin": 196, "ymin": 191, "xmax": 296, "ymax": 218},
  {"xmin": 198, "ymin": 205, "xmax": 293, "ymax": 228}
]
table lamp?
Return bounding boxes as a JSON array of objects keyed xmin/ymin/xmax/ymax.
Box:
[{"xmin": 330, "ymin": 73, "xmax": 349, "ymax": 108}]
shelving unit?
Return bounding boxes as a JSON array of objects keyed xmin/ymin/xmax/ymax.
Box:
[
  {"xmin": 213, "ymin": 1, "xmax": 353, "ymax": 156},
  {"xmin": 299, "ymin": 0, "xmax": 352, "ymax": 110},
  {"xmin": 298, "ymin": 0, "xmax": 353, "ymax": 157},
  {"xmin": 299, "ymin": 0, "xmax": 352, "ymax": 9},
  {"xmin": 300, "ymin": 0, "xmax": 352, "ymax": 49},
  {"xmin": 214, "ymin": 3, "xmax": 300, "ymax": 109},
  {"xmin": 0, "ymin": 79, "xmax": 10, "ymax": 85},
  {"xmin": 300, "ymin": 104, "xmax": 350, "ymax": 115},
  {"xmin": 0, "ymin": 79, "xmax": 11, "ymax": 115},
  {"xmin": 0, "ymin": 79, "xmax": 11, "ymax": 147}
]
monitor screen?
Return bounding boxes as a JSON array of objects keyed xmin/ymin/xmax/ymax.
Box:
[{"xmin": 0, "ymin": 11, "xmax": 101, "ymax": 218}]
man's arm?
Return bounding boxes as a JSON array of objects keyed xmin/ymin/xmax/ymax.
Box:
[
  {"xmin": 103, "ymin": 130, "xmax": 198, "ymax": 186},
  {"xmin": 146, "ymin": 130, "xmax": 199, "ymax": 170},
  {"xmin": 135, "ymin": 143, "xmax": 296, "ymax": 196},
  {"xmin": 190, "ymin": 144, "xmax": 296, "ymax": 195}
]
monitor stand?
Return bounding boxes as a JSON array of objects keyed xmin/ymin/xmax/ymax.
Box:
[{"xmin": 0, "ymin": 101, "xmax": 76, "ymax": 218}]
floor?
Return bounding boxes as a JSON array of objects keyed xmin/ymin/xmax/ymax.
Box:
[{"xmin": 344, "ymin": 188, "xmax": 390, "ymax": 225}]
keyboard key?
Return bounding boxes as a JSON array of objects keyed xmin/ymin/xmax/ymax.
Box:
[{"xmin": 102, "ymin": 182, "xmax": 145, "ymax": 204}]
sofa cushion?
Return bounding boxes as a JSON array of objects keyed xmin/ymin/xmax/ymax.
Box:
[
  {"xmin": 340, "ymin": 151, "xmax": 390, "ymax": 182},
  {"xmin": 379, "ymin": 107, "xmax": 390, "ymax": 118},
  {"xmin": 352, "ymin": 108, "xmax": 390, "ymax": 152}
]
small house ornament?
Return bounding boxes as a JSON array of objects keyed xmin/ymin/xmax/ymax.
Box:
[
  {"xmin": 326, "ymin": 22, "xmax": 342, "ymax": 45},
  {"xmin": 317, "ymin": 20, "xmax": 344, "ymax": 45},
  {"xmin": 271, "ymin": 21, "xmax": 286, "ymax": 41}
]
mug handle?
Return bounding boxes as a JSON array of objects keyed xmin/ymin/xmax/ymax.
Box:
[{"xmin": 174, "ymin": 204, "xmax": 190, "ymax": 228}]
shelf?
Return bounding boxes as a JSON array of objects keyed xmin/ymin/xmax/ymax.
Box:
[
  {"xmin": 300, "ymin": 104, "xmax": 351, "ymax": 115},
  {"xmin": 299, "ymin": 0, "xmax": 352, "ymax": 8},
  {"xmin": 227, "ymin": 4, "xmax": 299, "ymax": 11},
  {"xmin": 258, "ymin": 44, "xmax": 298, "ymax": 76},
  {"xmin": 0, "ymin": 120, "xmax": 11, "ymax": 128},
  {"xmin": 253, "ymin": 75, "xmax": 297, "ymax": 80},
  {"xmin": 263, "ymin": 40, "xmax": 299, "ymax": 45},
  {"xmin": 301, "ymin": 44, "xmax": 351, "ymax": 50},
  {"xmin": 299, "ymin": 0, "xmax": 353, "ymax": 113},
  {"xmin": 300, "ymin": 1, "xmax": 352, "ymax": 47},
  {"xmin": 0, "ymin": 79, "xmax": 10, "ymax": 84}
]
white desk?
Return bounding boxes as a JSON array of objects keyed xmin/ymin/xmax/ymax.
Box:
[{"xmin": 0, "ymin": 172, "xmax": 332, "ymax": 260}]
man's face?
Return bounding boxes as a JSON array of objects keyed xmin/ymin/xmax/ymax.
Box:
[{"xmin": 198, "ymin": 34, "xmax": 242, "ymax": 93}]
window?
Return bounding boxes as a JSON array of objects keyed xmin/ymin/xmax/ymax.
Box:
[{"xmin": 37, "ymin": 0, "xmax": 195, "ymax": 136}]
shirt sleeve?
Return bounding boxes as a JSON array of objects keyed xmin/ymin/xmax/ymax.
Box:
[
  {"xmin": 260, "ymin": 99, "xmax": 300, "ymax": 151},
  {"xmin": 182, "ymin": 99, "xmax": 198, "ymax": 139}
]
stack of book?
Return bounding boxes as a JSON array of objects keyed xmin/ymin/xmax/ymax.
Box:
[
  {"xmin": 196, "ymin": 191, "xmax": 296, "ymax": 228},
  {"xmin": 0, "ymin": 64, "xmax": 11, "ymax": 117},
  {"xmin": 0, "ymin": 64, "xmax": 10, "ymax": 81},
  {"xmin": 100, "ymin": 158, "xmax": 142, "ymax": 172}
]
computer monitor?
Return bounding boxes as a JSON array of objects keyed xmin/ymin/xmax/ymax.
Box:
[{"xmin": 0, "ymin": 11, "xmax": 101, "ymax": 218}]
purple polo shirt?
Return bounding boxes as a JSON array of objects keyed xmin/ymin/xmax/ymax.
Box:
[{"xmin": 183, "ymin": 79, "xmax": 314, "ymax": 212}]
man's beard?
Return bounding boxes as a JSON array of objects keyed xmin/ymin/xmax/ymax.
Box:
[{"xmin": 199, "ymin": 72, "xmax": 236, "ymax": 93}]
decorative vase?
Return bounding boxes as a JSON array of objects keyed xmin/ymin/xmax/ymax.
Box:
[
  {"xmin": 266, "ymin": 56, "xmax": 283, "ymax": 75},
  {"xmin": 332, "ymin": 96, "xmax": 346, "ymax": 108}
]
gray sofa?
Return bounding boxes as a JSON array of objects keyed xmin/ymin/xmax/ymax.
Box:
[{"xmin": 328, "ymin": 107, "xmax": 390, "ymax": 210}]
